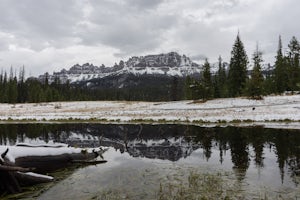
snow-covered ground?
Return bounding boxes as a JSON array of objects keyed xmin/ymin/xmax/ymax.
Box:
[{"xmin": 0, "ymin": 95, "xmax": 300, "ymax": 125}]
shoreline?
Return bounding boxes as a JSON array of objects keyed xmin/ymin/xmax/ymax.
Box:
[
  {"xmin": 1, "ymin": 118, "xmax": 300, "ymax": 130},
  {"xmin": 1, "ymin": 94, "xmax": 300, "ymax": 129}
]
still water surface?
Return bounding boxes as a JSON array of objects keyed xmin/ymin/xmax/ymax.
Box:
[{"xmin": 0, "ymin": 123, "xmax": 300, "ymax": 199}]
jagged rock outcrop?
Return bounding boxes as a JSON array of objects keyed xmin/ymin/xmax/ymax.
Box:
[
  {"xmin": 38, "ymin": 51, "xmax": 273, "ymax": 86},
  {"xmin": 38, "ymin": 52, "xmax": 202, "ymax": 84}
]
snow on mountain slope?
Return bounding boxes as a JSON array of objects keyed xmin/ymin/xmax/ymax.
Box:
[
  {"xmin": 38, "ymin": 51, "xmax": 271, "ymax": 84},
  {"xmin": 39, "ymin": 52, "xmax": 203, "ymax": 84}
]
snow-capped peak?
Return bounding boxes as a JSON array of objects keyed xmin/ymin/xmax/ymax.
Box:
[{"xmin": 38, "ymin": 52, "xmax": 202, "ymax": 84}]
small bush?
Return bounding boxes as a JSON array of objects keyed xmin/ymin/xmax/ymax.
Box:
[
  {"xmin": 230, "ymin": 119, "xmax": 242, "ymax": 123},
  {"xmin": 54, "ymin": 103, "xmax": 62, "ymax": 109}
]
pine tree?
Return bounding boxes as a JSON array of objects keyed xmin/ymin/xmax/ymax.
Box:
[
  {"xmin": 8, "ymin": 72, "xmax": 18, "ymax": 103},
  {"xmin": 213, "ymin": 56, "xmax": 221, "ymax": 98},
  {"xmin": 201, "ymin": 58, "xmax": 213, "ymax": 100},
  {"xmin": 228, "ymin": 33, "xmax": 249, "ymax": 97},
  {"xmin": 0, "ymin": 71, "xmax": 3, "ymax": 102},
  {"xmin": 246, "ymin": 44, "xmax": 264, "ymax": 98},
  {"xmin": 214, "ymin": 56, "xmax": 227, "ymax": 98},
  {"xmin": 4, "ymin": 66, "xmax": 18, "ymax": 103},
  {"xmin": 185, "ymin": 76, "xmax": 202, "ymax": 100},
  {"xmin": 262, "ymin": 64, "xmax": 274, "ymax": 95},
  {"xmin": 287, "ymin": 36, "xmax": 300, "ymax": 92},
  {"xmin": 11, "ymin": 76, "xmax": 18, "ymax": 103},
  {"xmin": 273, "ymin": 35, "xmax": 288, "ymax": 93},
  {"xmin": 17, "ymin": 66, "xmax": 27, "ymax": 103},
  {"xmin": 170, "ymin": 76, "xmax": 179, "ymax": 101},
  {"xmin": 2, "ymin": 72, "xmax": 8, "ymax": 102}
]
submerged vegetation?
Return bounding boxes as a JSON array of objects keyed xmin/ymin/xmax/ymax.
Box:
[
  {"xmin": 92, "ymin": 169, "xmax": 298, "ymax": 200},
  {"xmin": 94, "ymin": 171, "xmax": 237, "ymax": 200},
  {"xmin": 157, "ymin": 171, "xmax": 232, "ymax": 200}
]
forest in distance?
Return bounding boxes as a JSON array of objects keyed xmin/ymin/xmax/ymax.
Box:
[{"xmin": 0, "ymin": 34, "xmax": 300, "ymax": 103}]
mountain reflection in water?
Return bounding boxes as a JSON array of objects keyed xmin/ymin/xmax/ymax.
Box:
[{"xmin": 0, "ymin": 123, "xmax": 299, "ymax": 185}]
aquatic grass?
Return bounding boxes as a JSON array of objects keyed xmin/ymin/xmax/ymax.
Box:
[
  {"xmin": 156, "ymin": 171, "xmax": 234, "ymax": 200},
  {"xmin": 91, "ymin": 189, "xmax": 128, "ymax": 200},
  {"xmin": 94, "ymin": 169, "xmax": 243, "ymax": 200}
]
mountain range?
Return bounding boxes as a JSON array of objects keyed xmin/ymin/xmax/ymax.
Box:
[
  {"xmin": 39, "ymin": 52, "xmax": 205, "ymax": 84},
  {"xmin": 37, "ymin": 52, "xmax": 272, "ymax": 95}
]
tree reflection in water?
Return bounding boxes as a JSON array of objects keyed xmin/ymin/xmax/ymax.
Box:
[{"xmin": 0, "ymin": 123, "xmax": 299, "ymax": 185}]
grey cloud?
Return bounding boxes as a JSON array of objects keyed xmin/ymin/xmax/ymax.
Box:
[
  {"xmin": 171, "ymin": 16, "xmax": 234, "ymax": 61},
  {"xmin": 125, "ymin": 0, "xmax": 164, "ymax": 10},
  {"xmin": 81, "ymin": 1, "xmax": 179, "ymax": 56},
  {"xmin": 0, "ymin": 34, "xmax": 10, "ymax": 51},
  {"xmin": 204, "ymin": 0, "xmax": 239, "ymax": 18},
  {"xmin": 0, "ymin": 0, "xmax": 177, "ymax": 55},
  {"xmin": 235, "ymin": 0, "xmax": 300, "ymax": 62},
  {"xmin": 0, "ymin": 0, "xmax": 300, "ymax": 75},
  {"xmin": 0, "ymin": 0, "xmax": 83, "ymax": 50},
  {"xmin": 190, "ymin": 54, "xmax": 207, "ymax": 61}
]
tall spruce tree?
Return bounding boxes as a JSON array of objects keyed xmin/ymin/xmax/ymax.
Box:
[
  {"xmin": 217, "ymin": 56, "xmax": 227, "ymax": 97},
  {"xmin": 287, "ymin": 36, "xmax": 300, "ymax": 91},
  {"xmin": 201, "ymin": 58, "xmax": 213, "ymax": 99},
  {"xmin": 246, "ymin": 44, "xmax": 264, "ymax": 98},
  {"xmin": 2, "ymin": 72, "xmax": 8, "ymax": 102},
  {"xmin": 184, "ymin": 75, "xmax": 193, "ymax": 99},
  {"xmin": 17, "ymin": 66, "xmax": 27, "ymax": 103},
  {"xmin": 7, "ymin": 67, "xmax": 18, "ymax": 103},
  {"xmin": 170, "ymin": 76, "xmax": 179, "ymax": 101},
  {"xmin": 0, "ymin": 71, "xmax": 2, "ymax": 102},
  {"xmin": 213, "ymin": 56, "xmax": 222, "ymax": 98},
  {"xmin": 228, "ymin": 33, "xmax": 248, "ymax": 97},
  {"xmin": 274, "ymin": 35, "xmax": 288, "ymax": 93}
]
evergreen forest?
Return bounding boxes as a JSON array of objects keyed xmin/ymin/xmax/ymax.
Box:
[{"xmin": 0, "ymin": 34, "xmax": 300, "ymax": 103}]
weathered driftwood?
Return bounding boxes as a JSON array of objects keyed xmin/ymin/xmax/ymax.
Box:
[
  {"xmin": 15, "ymin": 148, "xmax": 106, "ymax": 173},
  {"xmin": 1, "ymin": 148, "xmax": 22, "ymax": 194},
  {"xmin": 16, "ymin": 143, "xmax": 67, "ymax": 148},
  {"xmin": 0, "ymin": 165, "xmax": 34, "ymax": 172},
  {"xmin": 15, "ymin": 172, "xmax": 53, "ymax": 186},
  {"xmin": 1, "ymin": 148, "xmax": 9, "ymax": 161},
  {"xmin": 0, "ymin": 147, "xmax": 107, "ymax": 195},
  {"xmin": 72, "ymin": 160, "xmax": 107, "ymax": 164}
]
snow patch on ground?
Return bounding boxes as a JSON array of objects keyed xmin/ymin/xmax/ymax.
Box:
[{"xmin": 0, "ymin": 95, "xmax": 300, "ymax": 124}]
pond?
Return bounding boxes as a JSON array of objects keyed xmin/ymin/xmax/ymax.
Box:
[{"xmin": 0, "ymin": 123, "xmax": 300, "ymax": 199}]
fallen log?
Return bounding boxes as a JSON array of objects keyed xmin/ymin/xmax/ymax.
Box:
[
  {"xmin": 1, "ymin": 148, "xmax": 22, "ymax": 194},
  {"xmin": 72, "ymin": 160, "xmax": 107, "ymax": 164},
  {"xmin": 1, "ymin": 148, "xmax": 9, "ymax": 163},
  {"xmin": 15, "ymin": 148, "xmax": 107, "ymax": 173},
  {"xmin": 0, "ymin": 170, "xmax": 22, "ymax": 194},
  {"xmin": 15, "ymin": 172, "xmax": 53, "ymax": 186},
  {"xmin": 0, "ymin": 145, "xmax": 108, "ymax": 195},
  {"xmin": 16, "ymin": 143, "xmax": 68, "ymax": 148},
  {"xmin": 0, "ymin": 165, "xmax": 34, "ymax": 172}
]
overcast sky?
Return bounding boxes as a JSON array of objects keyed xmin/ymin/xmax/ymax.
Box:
[{"xmin": 0, "ymin": 0, "xmax": 299, "ymax": 76}]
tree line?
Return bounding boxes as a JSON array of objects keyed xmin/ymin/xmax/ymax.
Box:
[
  {"xmin": 185, "ymin": 34, "xmax": 300, "ymax": 100},
  {"xmin": 0, "ymin": 68, "xmax": 93, "ymax": 103},
  {"xmin": 0, "ymin": 34, "xmax": 299, "ymax": 103},
  {"xmin": 0, "ymin": 68, "xmax": 184, "ymax": 103}
]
